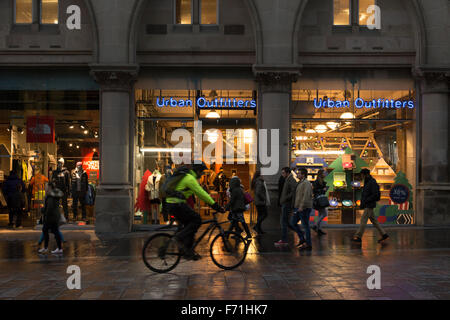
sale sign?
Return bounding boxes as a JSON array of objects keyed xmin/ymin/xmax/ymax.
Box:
[{"xmin": 26, "ymin": 116, "xmax": 55, "ymax": 143}]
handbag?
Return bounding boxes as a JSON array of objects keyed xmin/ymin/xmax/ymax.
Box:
[
  {"xmin": 314, "ymin": 194, "xmax": 330, "ymax": 208},
  {"xmin": 244, "ymin": 191, "xmax": 254, "ymax": 205}
]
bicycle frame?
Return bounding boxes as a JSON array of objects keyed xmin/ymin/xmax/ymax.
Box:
[{"xmin": 191, "ymin": 214, "xmax": 230, "ymax": 251}]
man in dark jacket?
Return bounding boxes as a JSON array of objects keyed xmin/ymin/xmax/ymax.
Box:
[
  {"xmin": 278, "ymin": 167, "xmax": 290, "ymax": 207},
  {"xmin": 2, "ymin": 171, "xmax": 26, "ymax": 227},
  {"xmin": 226, "ymin": 176, "xmax": 251, "ymax": 239},
  {"xmin": 352, "ymin": 169, "xmax": 389, "ymax": 243},
  {"xmin": 52, "ymin": 158, "xmax": 71, "ymax": 219},
  {"xmin": 71, "ymin": 162, "xmax": 88, "ymax": 221},
  {"xmin": 275, "ymin": 167, "xmax": 299, "ymax": 246}
]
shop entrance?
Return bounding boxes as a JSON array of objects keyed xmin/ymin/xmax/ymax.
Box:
[
  {"xmin": 134, "ymin": 89, "xmax": 257, "ymax": 227},
  {"xmin": 291, "ymin": 86, "xmax": 416, "ymax": 226},
  {"xmin": 0, "ymin": 90, "xmax": 99, "ymax": 228}
]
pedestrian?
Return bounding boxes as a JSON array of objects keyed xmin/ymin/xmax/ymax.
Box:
[
  {"xmin": 352, "ymin": 168, "xmax": 389, "ymax": 243},
  {"xmin": 311, "ymin": 169, "xmax": 329, "ymax": 236},
  {"xmin": 291, "ymin": 168, "xmax": 313, "ymax": 250},
  {"xmin": 226, "ymin": 176, "xmax": 252, "ymax": 240},
  {"xmin": 251, "ymin": 170, "xmax": 270, "ymax": 234},
  {"xmin": 38, "ymin": 182, "xmax": 64, "ymax": 254},
  {"xmin": 8, "ymin": 184, "xmax": 26, "ymax": 229},
  {"xmin": 2, "ymin": 170, "xmax": 26, "ymax": 228},
  {"xmin": 278, "ymin": 167, "xmax": 290, "ymax": 207},
  {"xmin": 275, "ymin": 167, "xmax": 299, "ymax": 246}
]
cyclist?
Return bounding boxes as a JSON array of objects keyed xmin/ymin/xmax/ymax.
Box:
[{"xmin": 166, "ymin": 162, "xmax": 224, "ymax": 260}]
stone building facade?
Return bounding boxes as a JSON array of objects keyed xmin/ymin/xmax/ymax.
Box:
[{"xmin": 0, "ymin": 0, "xmax": 449, "ymax": 235}]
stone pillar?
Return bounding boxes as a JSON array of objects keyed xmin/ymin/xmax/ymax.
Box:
[
  {"xmin": 254, "ymin": 67, "xmax": 299, "ymax": 199},
  {"xmin": 90, "ymin": 65, "xmax": 139, "ymax": 235},
  {"xmin": 415, "ymin": 69, "xmax": 450, "ymax": 226}
]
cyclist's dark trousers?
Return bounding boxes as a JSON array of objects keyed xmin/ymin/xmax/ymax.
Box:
[{"xmin": 167, "ymin": 202, "xmax": 202, "ymax": 250}]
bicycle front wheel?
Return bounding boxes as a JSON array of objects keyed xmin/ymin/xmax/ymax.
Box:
[
  {"xmin": 210, "ymin": 231, "xmax": 248, "ymax": 270},
  {"xmin": 142, "ymin": 233, "xmax": 181, "ymax": 273}
]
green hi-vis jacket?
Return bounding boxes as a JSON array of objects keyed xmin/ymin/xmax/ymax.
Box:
[{"xmin": 166, "ymin": 170, "xmax": 215, "ymax": 206}]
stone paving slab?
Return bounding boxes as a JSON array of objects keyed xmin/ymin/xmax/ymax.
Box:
[{"xmin": 0, "ymin": 227, "xmax": 449, "ymax": 300}]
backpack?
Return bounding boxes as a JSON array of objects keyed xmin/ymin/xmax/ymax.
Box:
[{"xmin": 159, "ymin": 166, "xmax": 190, "ymax": 200}]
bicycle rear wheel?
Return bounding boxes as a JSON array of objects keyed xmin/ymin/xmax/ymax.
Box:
[
  {"xmin": 142, "ymin": 233, "xmax": 181, "ymax": 273},
  {"xmin": 210, "ymin": 231, "xmax": 248, "ymax": 270}
]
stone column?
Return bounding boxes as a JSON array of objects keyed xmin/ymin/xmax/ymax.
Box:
[
  {"xmin": 415, "ymin": 68, "xmax": 450, "ymax": 226},
  {"xmin": 90, "ymin": 65, "xmax": 139, "ymax": 235},
  {"xmin": 254, "ymin": 67, "xmax": 299, "ymax": 199}
]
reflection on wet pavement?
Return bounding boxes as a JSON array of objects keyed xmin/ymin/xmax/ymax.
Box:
[{"xmin": 0, "ymin": 226, "xmax": 449, "ymax": 300}]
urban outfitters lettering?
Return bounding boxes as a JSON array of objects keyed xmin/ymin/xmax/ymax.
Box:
[
  {"xmin": 156, "ymin": 97, "xmax": 257, "ymax": 109},
  {"xmin": 314, "ymin": 98, "xmax": 415, "ymax": 109}
]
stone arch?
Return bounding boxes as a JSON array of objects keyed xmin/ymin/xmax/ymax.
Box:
[
  {"xmin": 128, "ymin": 0, "xmax": 263, "ymax": 65},
  {"xmin": 292, "ymin": 0, "xmax": 428, "ymax": 66}
]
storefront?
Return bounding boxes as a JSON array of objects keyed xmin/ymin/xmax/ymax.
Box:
[
  {"xmin": 133, "ymin": 82, "xmax": 258, "ymax": 226},
  {"xmin": 0, "ymin": 71, "xmax": 100, "ymax": 227},
  {"xmin": 291, "ymin": 69, "xmax": 416, "ymax": 226}
]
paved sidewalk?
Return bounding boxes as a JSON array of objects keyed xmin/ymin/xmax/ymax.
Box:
[{"xmin": 0, "ymin": 226, "xmax": 449, "ymax": 300}]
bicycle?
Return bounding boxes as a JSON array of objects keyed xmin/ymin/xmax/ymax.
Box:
[{"xmin": 142, "ymin": 211, "xmax": 251, "ymax": 273}]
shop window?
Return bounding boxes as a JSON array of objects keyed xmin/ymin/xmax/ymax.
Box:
[
  {"xmin": 41, "ymin": 0, "xmax": 59, "ymax": 24},
  {"xmin": 15, "ymin": 0, "xmax": 33, "ymax": 24},
  {"xmin": 175, "ymin": 0, "xmax": 192, "ymax": 24},
  {"xmin": 201, "ymin": 0, "xmax": 218, "ymax": 25},
  {"xmin": 333, "ymin": 0, "xmax": 350, "ymax": 26}
]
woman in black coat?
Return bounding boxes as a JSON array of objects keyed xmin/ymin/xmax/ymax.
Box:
[
  {"xmin": 251, "ymin": 170, "xmax": 270, "ymax": 234},
  {"xmin": 38, "ymin": 182, "xmax": 64, "ymax": 254}
]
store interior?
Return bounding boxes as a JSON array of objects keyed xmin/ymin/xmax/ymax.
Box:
[
  {"xmin": 0, "ymin": 90, "xmax": 99, "ymax": 227},
  {"xmin": 291, "ymin": 87, "xmax": 416, "ymax": 225},
  {"xmin": 134, "ymin": 89, "xmax": 257, "ymax": 225}
]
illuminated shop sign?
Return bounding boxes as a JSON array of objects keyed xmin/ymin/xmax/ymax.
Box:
[
  {"xmin": 156, "ymin": 97, "xmax": 257, "ymax": 109},
  {"xmin": 314, "ymin": 98, "xmax": 415, "ymax": 109}
]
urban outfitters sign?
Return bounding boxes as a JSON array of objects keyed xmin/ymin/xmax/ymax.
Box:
[
  {"xmin": 156, "ymin": 97, "xmax": 257, "ymax": 109},
  {"xmin": 314, "ymin": 98, "xmax": 415, "ymax": 109}
]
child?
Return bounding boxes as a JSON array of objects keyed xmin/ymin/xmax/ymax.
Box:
[{"xmin": 226, "ymin": 176, "xmax": 251, "ymax": 240}]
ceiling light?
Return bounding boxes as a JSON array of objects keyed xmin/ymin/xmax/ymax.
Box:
[
  {"xmin": 76, "ymin": 145, "xmax": 80, "ymax": 149},
  {"xmin": 80, "ymin": 125, "xmax": 85, "ymax": 129},
  {"xmin": 205, "ymin": 111, "xmax": 220, "ymax": 119},
  {"xmin": 314, "ymin": 125, "xmax": 328, "ymax": 133},
  {"xmin": 83, "ymin": 130, "xmax": 89, "ymax": 135},
  {"xmin": 340, "ymin": 112, "xmax": 355, "ymax": 120},
  {"xmin": 69, "ymin": 143, "xmax": 73, "ymax": 147},
  {"xmin": 326, "ymin": 122, "xmax": 339, "ymax": 130},
  {"xmin": 305, "ymin": 129, "xmax": 316, "ymax": 134},
  {"xmin": 69, "ymin": 125, "xmax": 74, "ymax": 129}
]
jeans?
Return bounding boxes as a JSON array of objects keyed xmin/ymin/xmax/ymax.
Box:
[
  {"xmin": 167, "ymin": 202, "xmax": 202, "ymax": 250},
  {"xmin": 290, "ymin": 208, "xmax": 312, "ymax": 246},
  {"xmin": 72, "ymin": 191, "xmax": 86, "ymax": 220},
  {"xmin": 42, "ymin": 222, "xmax": 62, "ymax": 249},
  {"xmin": 255, "ymin": 205, "xmax": 268, "ymax": 232},
  {"xmin": 355, "ymin": 207, "xmax": 386, "ymax": 238},
  {"xmin": 315, "ymin": 207, "xmax": 328, "ymax": 229},
  {"xmin": 280, "ymin": 204, "xmax": 294, "ymax": 242},
  {"xmin": 39, "ymin": 229, "xmax": 64, "ymax": 245}
]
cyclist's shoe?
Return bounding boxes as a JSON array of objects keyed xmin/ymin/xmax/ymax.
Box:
[{"xmin": 184, "ymin": 250, "xmax": 202, "ymax": 261}]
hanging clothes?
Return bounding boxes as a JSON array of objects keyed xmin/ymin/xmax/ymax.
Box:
[
  {"xmin": 29, "ymin": 173, "xmax": 48, "ymax": 201},
  {"xmin": 135, "ymin": 170, "xmax": 152, "ymax": 214},
  {"xmin": 22, "ymin": 160, "xmax": 28, "ymax": 182},
  {"xmin": 145, "ymin": 170, "xmax": 162, "ymax": 200}
]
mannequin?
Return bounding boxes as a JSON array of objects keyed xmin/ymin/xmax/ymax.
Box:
[
  {"xmin": 30, "ymin": 166, "xmax": 48, "ymax": 204},
  {"xmin": 71, "ymin": 162, "xmax": 88, "ymax": 221},
  {"xmin": 213, "ymin": 169, "xmax": 228, "ymax": 206},
  {"xmin": 145, "ymin": 166, "xmax": 162, "ymax": 224},
  {"xmin": 51, "ymin": 158, "xmax": 71, "ymax": 219}
]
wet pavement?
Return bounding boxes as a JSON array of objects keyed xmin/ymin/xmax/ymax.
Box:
[{"xmin": 0, "ymin": 225, "xmax": 450, "ymax": 300}]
